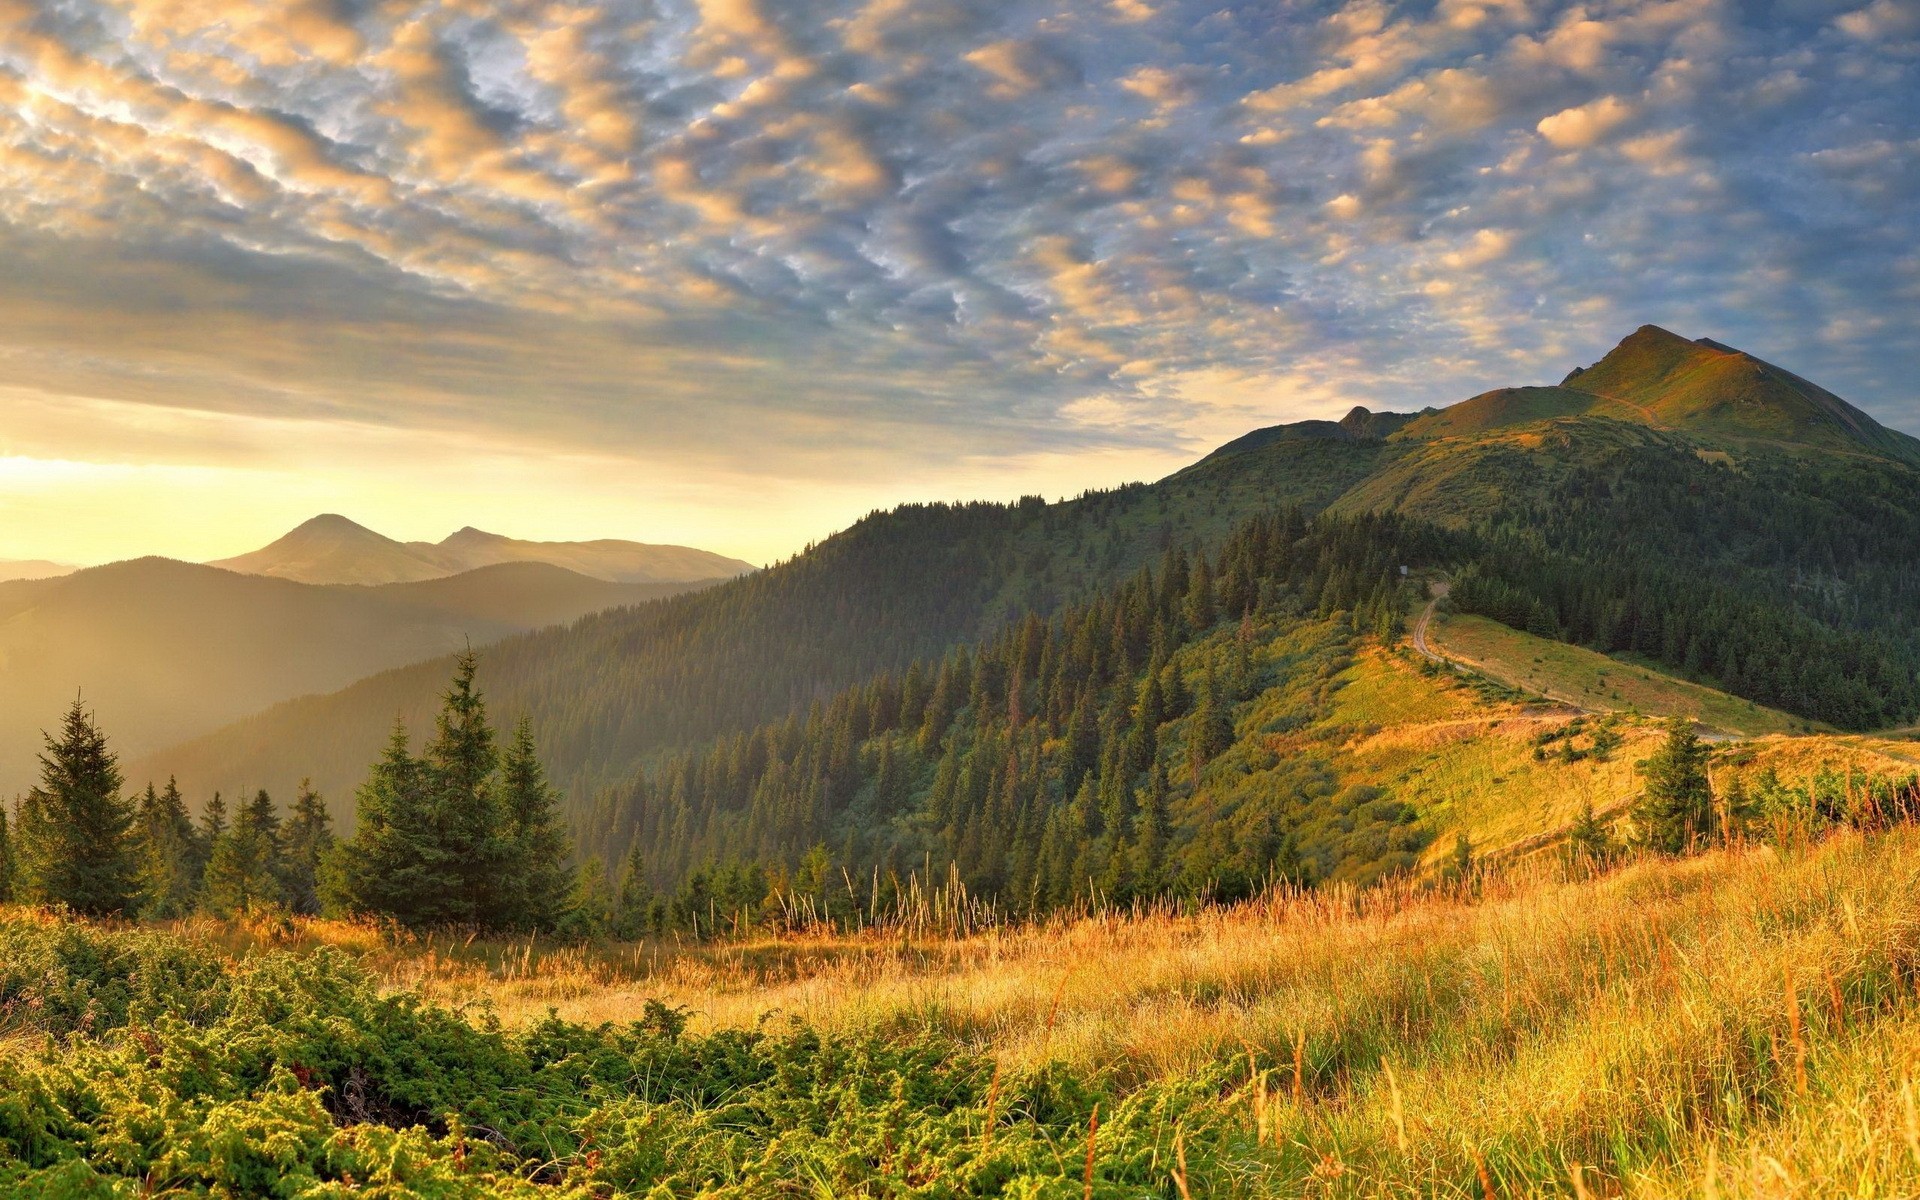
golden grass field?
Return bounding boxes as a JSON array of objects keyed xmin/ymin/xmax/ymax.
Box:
[{"xmin": 130, "ymin": 818, "xmax": 1920, "ymax": 1198}]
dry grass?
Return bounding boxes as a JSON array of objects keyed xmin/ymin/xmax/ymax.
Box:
[
  {"xmin": 1429, "ymin": 613, "xmax": 1805, "ymax": 736},
  {"xmin": 57, "ymin": 821, "xmax": 1920, "ymax": 1194}
]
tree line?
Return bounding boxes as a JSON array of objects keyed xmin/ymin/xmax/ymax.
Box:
[
  {"xmin": 1, "ymin": 655, "xmax": 576, "ymax": 933},
  {"xmin": 0, "ymin": 700, "xmax": 334, "ymax": 920}
]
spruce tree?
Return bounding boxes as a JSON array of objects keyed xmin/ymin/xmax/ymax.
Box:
[
  {"xmin": 15, "ymin": 700, "xmax": 138, "ymax": 915},
  {"xmin": 328, "ymin": 720, "xmax": 440, "ymax": 924},
  {"xmin": 423, "ymin": 652, "xmax": 508, "ymax": 924},
  {"xmin": 1131, "ymin": 761, "xmax": 1171, "ymax": 894},
  {"xmin": 0, "ymin": 802, "xmax": 12, "ymax": 903},
  {"xmin": 1637, "ymin": 717, "xmax": 1714, "ymax": 854},
  {"xmin": 204, "ymin": 789, "xmax": 283, "ymax": 916},
  {"xmin": 611, "ymin": 841, "xmax": 655, "ymax": 940},
  {"xmin": 1567, "ymin": 799, "xmax": 1614, "ymax": 870},
  {"xmin": 499, "ymin": 718, "xmax": 572, "ymax": 932},
  {"xmin": 279, "ymin": 781, "xmax": 334, "ymax": 916},
  {"xmin": 193, "ymin": 790, "xmax": 227, "ymax": 894},
  {"xmin": 1189, "ymin": 673, "xmax": 1235, "ymax": 777},
  {"xmin": 134, "ymin": 778, "xmax": 198, "ymax": 918}
]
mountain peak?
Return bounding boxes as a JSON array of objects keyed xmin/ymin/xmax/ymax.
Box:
[
  {"xmin": 1551, "ymin": 326, "xmax": 1920, "ymax": 463},
  {"xmin": 291, "ymin": 513, "xmax": 381, "ymax": 536},
  {"xmin": 439, "ymin": 526, "xmax": 505, "ymax": 548}
]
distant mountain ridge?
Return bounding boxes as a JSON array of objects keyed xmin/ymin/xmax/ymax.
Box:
[
  {"xmin": 0, "ymin": 559, "xmax": 76, "ymax": 583},
  {"xmin": 208, "ymin": 514, "xmax": 757, "ymax": 586},
  {"xmin": 0, "ymin": 559, "xmax": 721, "ymax": 798}
]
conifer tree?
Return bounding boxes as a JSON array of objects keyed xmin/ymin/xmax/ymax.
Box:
[
  {"xmin": 423, "ymin": 652, "xmax": 508, "ymax": 924},
  {"xmin": 1637, "ymin": 717, "xmax": 1714, "ymax": 853},
  {"xmin": 1566, "ymin": 799, "xmax": 1614, "ymax": 871},
  {"xmin": 499, "ymin": 718, "xmax": 572, "ymax": 931},
  {"xmin": 15, "ymin": 700, "xmax": 137, "ymax": 915},
  {"xmin": 134, "ymin": 778, "xmax": 198, "ymax": 918},
  {"xmin": 204, "ymin": 789, "xmax": 283, "ymax": 916},
  {"xmin": 1132, "ymin": 762, "xmax": 1171, "ymax": 893},
  {"xmin": 279, "ymin": 781, "xmax": 334, "ymax": 916},
  {"xmin": 331, "ymin": 658, "xmax": 571, "ymax": 931},
  {"xmin": 192, "ymin": 790, "xmax": 227, "ymax": 893},
  {"xmin": 562, "ymin": 856, "xmax": 614, "ymax": 938},
  {"xmin": 0, "ymin": 802, "xmax": 12, "ymax": 903},
  {"xmin": 611, "ymin": 841, "xmax": 655, "ymax": 940},
  {"xmin": 327, "ymin": 721, "xmax": 437, "ymax": 923},
  {"xmin": 1189, "ymin": 673, "xmax": 1234, "ymax": 780}
]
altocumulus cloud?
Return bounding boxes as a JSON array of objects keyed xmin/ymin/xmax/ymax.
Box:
[{"xmin": 1, "ymin": 0, "xmax": 1918, "ymax": 488}]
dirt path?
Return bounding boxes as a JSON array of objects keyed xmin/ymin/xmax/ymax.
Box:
[{"xmin": 1410, "ymin": 583, "xmax": 1448, "ymax": 663}]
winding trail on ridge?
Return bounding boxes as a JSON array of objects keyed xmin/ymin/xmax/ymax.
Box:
[{"xmin": 1410, "ymin": 581, "xmax": 1738, "ymax": 741}]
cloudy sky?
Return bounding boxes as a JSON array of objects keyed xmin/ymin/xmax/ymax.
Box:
[{"xmin": 1, "ymin": 0, "xmax": 1916, "ymax": 565}]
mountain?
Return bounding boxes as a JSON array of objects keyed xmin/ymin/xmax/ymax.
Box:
[
  {"xmin": 0, "ymin": 560, "xmax": 719, "ymax": 798},
  {"xmin": 139, "ymin": 324, "xmax": 1920, "ymax": 828},
  {"xmin": 0, "ymin": 559, "xmax": 77, "ymax": 583},
  {"xmin": 1385, "ymin": 325, "xmax": 1920, "ymax": 463},
  {"xmin": 208, "ymin": 514, "xmax": 757, "ymax": 585}
]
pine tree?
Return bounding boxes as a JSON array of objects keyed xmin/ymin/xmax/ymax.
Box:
[
  {"xmin": 499, "ymin": 718, "xmax": 572, "ymax": 932},
  {"xmin": 561, "ymin": 856, "xmax": 614, "ymax": 938},
  {"xmin": 331, "ymin": 659, "xmax": 571, "ymax": 931},
  {"xmin": 1636, "ymin": 717, "xmax": 1714, "ymax": 854},
  {"xmin": 15, "ymin": 700, "xmax": 138, "ymax": 915},
  {"xmin": 423, "ymin": 651, "xmax": 508, "ymax": 924},
  {"xmin": 134, "ymin": 778, "xmax": 198, "ymax": 918},
  {"xmin": 0, "ymin": 802, "xmax": 12, "ymax": 903},
  {"xmin": 1131, "ymin": 762, "xmax": 1171, "ymax": 895},
  {"xmin": 192, "ymin": 790, "xmax": 227, "ymax": 895},
  {"xmin": 204, "ymin": 789, "xmax": 283, "ymax": 916},
  {"xmin": 1566, "ymin": 799, "xmax": 1614, "ymax": 870},
  {"xmin": 327, "ymin": 720, "xmax": 440, "ymax": 924},
  {"xmin": 1189, "ymin": 673, "xmax": 1234, "ymax": 779},
  {"xmin": 279, "ymin": 781, "xmax": 334, "ymax": 916},
  {"xmin": 611, "ymin": 841, "xmax": 655, "ymax": 940}
]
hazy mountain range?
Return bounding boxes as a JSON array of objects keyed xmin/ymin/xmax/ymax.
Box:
[
  {"xmin": 134, "ymin": 326, "xmax": 1920, "ymax": 824},
  {"xmin": 0, "ymin": 560, "xmax": 78, "ymax": 583},
  {"xmin": 207, "ymin": 514, "xmax": 758, "ymax": 585},
  {"xmin": 0, "ymin": 517, "xmax": 758, "ymax": 796}
]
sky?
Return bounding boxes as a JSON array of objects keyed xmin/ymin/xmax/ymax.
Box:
[{"xmin": 0, "ymin": 0, "xmax": 1916, "ymax": 567}]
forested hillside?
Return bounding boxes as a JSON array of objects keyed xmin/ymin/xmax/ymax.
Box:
[
  {"xmin": 140, "ymin": 442, "xmax": 1384, "ymax": 817},
  {"xmin": 577, "ymin": 509, "xmax": 1449, "ymax": 921},
  {"xmin": 139, "ymin": 325, "xmax": 1920, "ymax": 832}
]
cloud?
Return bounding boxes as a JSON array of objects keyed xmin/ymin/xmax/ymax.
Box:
[
  {"xmin": 0, "ymin": 0, "xmax": 1913, "ymax": 564},
  {"xmin": 1537, "ymin": 95, "xmax": 1637, "ymax": 147}
]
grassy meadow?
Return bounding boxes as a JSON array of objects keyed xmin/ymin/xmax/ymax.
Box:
[
  {"xmin": 10, "ymin": 818, "xmax": 1920, "ymax": 1197},
  {"xmin": 1423, "ymin": 613, "xmax": 1805, "ymax": 737}
]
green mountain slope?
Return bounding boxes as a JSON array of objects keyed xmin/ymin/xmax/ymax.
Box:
[
  {"xmin": 137, "ymin": 478, "xmax": 1361, "ymax": 819},
  {"xmin": 135, "ymin": 324, "xmax": 1920, "ymax": 827},
  {"xmin": 0, "ymin": 560, "xmax": 710, "ymax": 798}
]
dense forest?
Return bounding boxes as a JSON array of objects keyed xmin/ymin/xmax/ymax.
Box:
[
  {"xmin": 1449, "ymin": 435, "xmax": 1920, "ymax": 728},
  {"xmin": 575, "ymin": 509, "xmax": 1454, "ymax": 927}
]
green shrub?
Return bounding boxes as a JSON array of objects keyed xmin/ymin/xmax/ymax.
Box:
[{"xmin": 0, "ymin": 916, "xmax": 1254, "ymax": 1198}]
